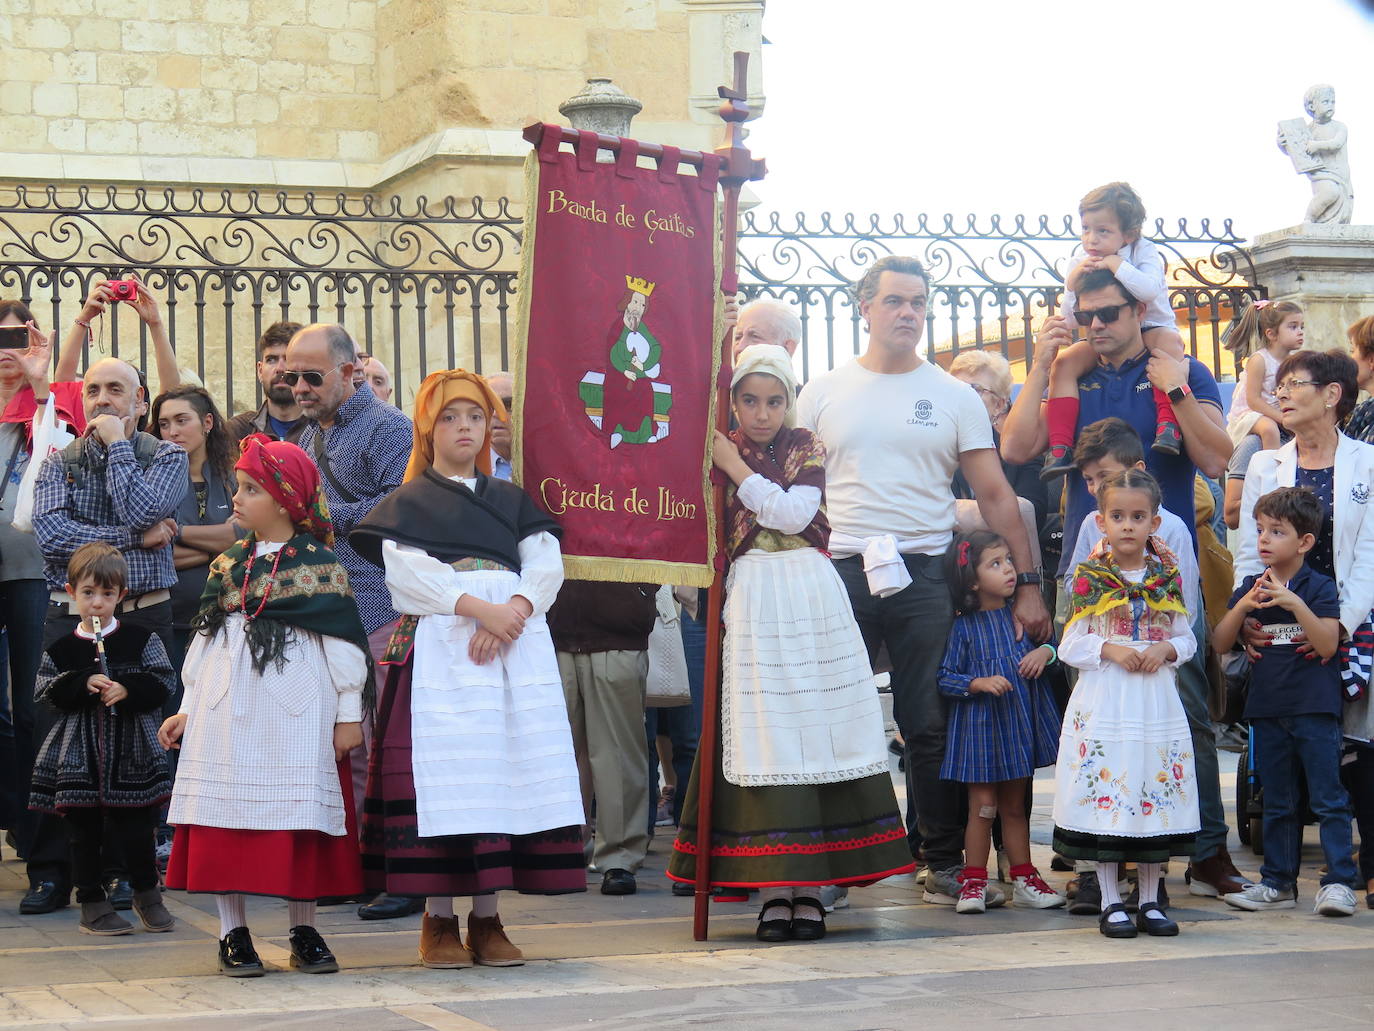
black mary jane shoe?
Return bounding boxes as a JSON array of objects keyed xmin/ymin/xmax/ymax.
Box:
[
  {"xmin": 1098, "ymin": 903, "xmax": 1138, "ymax": 939},
  {"xmin": 789, "ymin": 896, "xmax": 827, "ymax": 942},
  {"xmin": 218, "ymin": 926, "xmax": 266, "ymax": 977},
  {"xmin": 288, "ymin": 925, "xmax": 340, "ymax": 973},
  {"xmin": 1135, "ymin": 906, "xmax": 1179, "ymax": 937},
  {"xmin": 755, "ymin": 898, "xmax": 793, "ymax": 942}
]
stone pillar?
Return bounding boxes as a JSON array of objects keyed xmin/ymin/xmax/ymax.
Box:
[
  {"xmin": 559, "ymin": 78, "xmax": 643, "ymax": 138},
  {"xmin": 1247, "ymin": 224, "xmax": 1374, "ymax": 352}
]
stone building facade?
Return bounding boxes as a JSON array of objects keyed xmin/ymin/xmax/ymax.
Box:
[{"xmin": 0, "ymin": 0, "xmax": 764, "ymax": 407}]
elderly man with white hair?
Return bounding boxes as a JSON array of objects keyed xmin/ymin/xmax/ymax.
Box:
[{"xmin": 733, "ymin": 298, "xmax": 803, "ymax": 359}]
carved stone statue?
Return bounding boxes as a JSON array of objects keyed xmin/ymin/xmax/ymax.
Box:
[{"xmin": 1277, "ymin": 84, "xmax": 1354, "ymax": 225}]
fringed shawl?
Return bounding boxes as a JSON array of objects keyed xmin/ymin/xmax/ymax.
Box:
[{"xmin": 726, "ymin": 425, "xmax": 829, "ymax": 558}]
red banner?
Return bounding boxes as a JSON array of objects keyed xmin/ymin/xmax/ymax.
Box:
[{"xmin": 513, "ymin": 126, "xmax": 722, "ymax": 586}]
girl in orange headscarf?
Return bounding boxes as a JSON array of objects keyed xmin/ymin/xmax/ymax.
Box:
[{"xmin": 351, "ymin": 371, "xmax": 585, "ymax": 971}]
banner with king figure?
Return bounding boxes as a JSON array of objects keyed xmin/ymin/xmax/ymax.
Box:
[{"xmin": 513, "ymin": 124, "xmax": 723, "ymax": 587}]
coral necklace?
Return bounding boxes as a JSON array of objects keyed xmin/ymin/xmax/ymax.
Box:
[{"xmin": 239, "ymin": 542, "xmax": 286, "ymax": 622}]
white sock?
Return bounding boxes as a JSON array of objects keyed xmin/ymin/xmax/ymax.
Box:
[
  {"xmin": 426, "ymin": 897, "xmax": 454, "ymax": 919},
  {"xmin": 1096, "ymin": 863, "xmax": 1128, "ymax": 921},
  {"xmin": 217, "ymin": 894, "xmax": 247, "ymax": 938},
  {"xmin": 759, "ymin": 886, "xmax": 793, "ymax": 908},
  {"xmin": 288, "ymin": 900, "xmax": 316, "ymax": 930},
  {"xmin": 1137, "ymin": 862, "xmax": 1163, "ymax": 916},
  {"xmin": 471, "ymin": 893, "xmax": 499, "ymax": 919}
]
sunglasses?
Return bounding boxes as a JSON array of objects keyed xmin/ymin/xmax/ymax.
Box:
[
  {"xmin": 1072, "ymin": 302, "xmax": 1134, "ymax": 327},
  {"xmin": 281, "ymin": 364, "xmax": 344, "ymax": 388}
]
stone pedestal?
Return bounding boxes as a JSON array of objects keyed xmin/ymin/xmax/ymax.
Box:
[{"xmin": 1248, "ymin": 223, "xmax": 1374, "ymax": 352}]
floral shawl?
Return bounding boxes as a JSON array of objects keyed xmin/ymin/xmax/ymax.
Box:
[
  {"xmin": 1065, "ymin": 536, "xmax": 1187, "ymax": 632},
  {"xmin": 726, "ymin": 426, "xmax": 828, "ymax": 558}
]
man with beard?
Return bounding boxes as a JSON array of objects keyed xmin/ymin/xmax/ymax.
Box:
[
  {"xmin": 228, "ymin": 322, "xmax": 306, "ymax": 446},
  {"xmin": 22, "ymin": 357, "xmax": 187, "ymax": 914}
]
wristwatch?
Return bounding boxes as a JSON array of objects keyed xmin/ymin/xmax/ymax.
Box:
[
  {"xmin": 1167, "ymin": 383, "xmax": 1192, "ymax": 404},
  {"xmin": 1015, "ymin": 572, "xmax": 1042, "ymax": 589}
]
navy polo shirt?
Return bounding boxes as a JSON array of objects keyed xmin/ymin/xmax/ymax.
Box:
[
  {"xmin": 1231, "ymin": 565, "xmax": 1342, "ymax": 719},
  {"xmin": 1058, "ymin": 350, "xmax": 1223, "ymax": 577}
]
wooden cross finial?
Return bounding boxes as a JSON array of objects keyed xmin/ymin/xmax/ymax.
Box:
[{"xmin": 716, "ymin": 51, "xmax": 766, "ymax": 185}]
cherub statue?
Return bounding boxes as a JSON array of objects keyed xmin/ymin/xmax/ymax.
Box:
[{"xmin": 1277, "ymin": 84, "xmax": 1353, "ymax": 225}]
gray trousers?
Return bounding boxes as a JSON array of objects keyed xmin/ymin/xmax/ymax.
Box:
[{"xmin": 558, "ymin": 650, "xmax": 650, "ymax": 874}]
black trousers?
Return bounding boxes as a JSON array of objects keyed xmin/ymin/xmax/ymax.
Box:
[
  {"xmin": 26, "ymin": 599, "xmax": 173, "ymax": 888},
  {"xmin": 1342, "ymin": 745, "xmax": 1374, "ymax": 884},
  {"xmin": 834, "ymin": 552, "xmax": 963, "ymax": 871},
  {"xmin": 64, "ymin": 805, "xmax": 159, "ymax": 903}
]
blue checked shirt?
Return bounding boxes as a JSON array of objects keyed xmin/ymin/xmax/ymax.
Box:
[
  {"xmin": 32, "ymin": 435, "xmax": 188, "ymax": 594},
  {"xmin": 297, "ymin": 387, "xmax": 412, "ymax": 633}
]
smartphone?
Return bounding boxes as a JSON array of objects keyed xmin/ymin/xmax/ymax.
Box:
[{"xmin": 0, "ymin": 326, "xmax": 27, "ymax": 350}]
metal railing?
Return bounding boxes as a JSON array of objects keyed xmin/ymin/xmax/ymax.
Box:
[{"xmin": 0, "ymin": 184, "xmax": 1262, "ymax": 410}]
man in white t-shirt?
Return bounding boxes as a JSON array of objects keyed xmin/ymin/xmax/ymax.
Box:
[{"xmin": 797, "ymin": 255, "xmax": 1050, "ymax": 906}]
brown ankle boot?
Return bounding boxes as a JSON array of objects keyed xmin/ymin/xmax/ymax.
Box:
[
  {"xmin": 80, "ymin": 899, "xmax": 133, "ymax": 936},
  {"xmin": 466, "ymin": 912, "xmax": 524, "ymax": 967},
  {"xmin": 1186, "ymin": 848, "xmax": 1248, "ymax": 898},
  {"xmin": 418, "ymin": 913, "xmax": 473, "ymax": 968},
  {"xmin": 133, "ymin": 888, "xmax": 175, "ymax": 932}
]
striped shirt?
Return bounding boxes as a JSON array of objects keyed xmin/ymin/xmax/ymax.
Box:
[
  {"xmin": 32, "ymin": 434, "xmax": 188, "ymax": 594},
  {"xmin": 298, "ymin": 387, "xmax": 411, "ymax": 633}
]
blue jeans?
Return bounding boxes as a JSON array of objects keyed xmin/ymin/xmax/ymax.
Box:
[
  {"xmin": 1177, "ymin": 607, "xmax": 1227, "ymax": 860},
  {"xmin": 1253, "ymin": 714, "xmax": 1357, "ymax": 890}
]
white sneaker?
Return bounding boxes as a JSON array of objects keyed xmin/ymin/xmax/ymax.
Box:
[
  {"xmin": 1012, "ymin": 873, "xmax": 1067, "ymax": 909},
  {"xmin": 1314, "ymin": 883, "xmax": 1357, "ymax": 917},
  {"xmin": 1222, "ymin": 882, "xmax": 1296, "ymax": 911},
  {"xmin": 955, "ymin": 878, "xmax": 987, "ymax": 914},
  {"xmin": 817, "ymin": 885, "xmax": 849, "ymax": 912}
]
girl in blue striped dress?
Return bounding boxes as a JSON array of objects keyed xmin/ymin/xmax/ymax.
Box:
[{"xmin": 937, "ymin": 530, "xmax": 1063, "ymax": 914}]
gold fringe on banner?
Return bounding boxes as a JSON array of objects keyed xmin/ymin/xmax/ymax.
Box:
[{"xmin": 509, "ymin": 144, "xmax": 723, "ymax": 590}]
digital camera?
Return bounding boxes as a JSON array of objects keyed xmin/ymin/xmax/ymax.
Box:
[{"xmin": 107, "ymin": 278, "xmax": 139, "ymax": 301}]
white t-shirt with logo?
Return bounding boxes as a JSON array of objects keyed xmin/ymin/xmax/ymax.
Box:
[{"xmin": 796, "ymin": 358, "xmax": 994, "ymax": 557}]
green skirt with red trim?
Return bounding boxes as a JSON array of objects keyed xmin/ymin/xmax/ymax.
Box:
[{"xmin": 666, "ymin": 754, "xmax": 915, "ymax": 889}]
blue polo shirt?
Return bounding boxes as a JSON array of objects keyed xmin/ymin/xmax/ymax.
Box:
[
  {"xmin": 1230, "ymin": 565, "xmax": 1342, "ymax": 719},
  {"xmin": 1058, "ymin": 350, "xmax": 1222, "ymax": 578}
]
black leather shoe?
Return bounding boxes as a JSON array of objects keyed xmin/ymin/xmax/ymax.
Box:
[
  {"xmin": 1099, "ymin": 902, "xmax": 1138, "ymax": 938},
  {"xmin": 356, "ymin": 893, "xmax": 424, "ymax": 921},
  {"xmin": 1136, "ymin": 906, "xmax": 1179, "ymax": 936},
  {"xmin": 1067, "ymin": 871, "xmax": 1101, "ymax": 915},
  {"xmin": 288, "ymin": 925, "xmax": 340, "ymax": 973},
  {"xmin": 218, "ymin": 926, "xmax": 265, "ymax": 977},
  {"xmin": 1039, "ymin": 448, "xmax": 1076, "ymax": 481},
  {"xmin": 671, "ymin": 879, "xmax": 694, "ymax": 897},
  {"xmin": 755, "ymin": 898, "xmax": 792, "ymax": 942},
  {"xmin": 19, "ymin": 880, "xmax": 71, "ymax": 915},
  {"xmin": 104, "ymin": 879, "xmax": 134, "ymax": 911},
  {"xmin": 1152, "ymin": 423, "xmax": 1183, "ymax": 456},
  {"xmin": 1124, "ymin": 876, "xmax": 1170, "ymax": 914},
  {"xmin": 600, "ymin": 869, "xmax": 637, "ymax": 895},
  {"xmin": 789, "ymin": 896, "xmax": 827, "ymax": 941}
]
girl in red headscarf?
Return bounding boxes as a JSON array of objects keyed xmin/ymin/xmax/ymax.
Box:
[{"xmin": 158, "ymin": 435, "xmax": 373, "ymax": 978}]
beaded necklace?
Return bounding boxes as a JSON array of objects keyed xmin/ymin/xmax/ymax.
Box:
[{"xmin": 239, "ymin": 543, "xmax": 286, "ymax": 623}]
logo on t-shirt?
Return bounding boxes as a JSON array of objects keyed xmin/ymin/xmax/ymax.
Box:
[{"xmin": 907, "ymin": 399, "xmax": 939, "ymax": 428}]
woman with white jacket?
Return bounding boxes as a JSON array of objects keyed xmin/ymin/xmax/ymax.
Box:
[{"xmin": 1234, "ymin": 348, "xmax": 1374, "ymax": 907}]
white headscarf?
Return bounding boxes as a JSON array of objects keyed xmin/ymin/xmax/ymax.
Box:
[{"xmin": 731, "ymin": 344, "xmax": 799, "ymax": 427}]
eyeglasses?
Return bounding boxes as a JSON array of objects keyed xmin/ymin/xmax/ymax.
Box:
[
  {"xmin": 281, "ymin": 364, "xmax": 344, "ymax": 388},
  {"xmin": 969, "ymin": 382, "xmax": 1010, "ymax": 413},
  {"xmin": 1273, "ymin": 378, "xmax": 1321, "ymax": 398},
  {"xmin": 1072, "ymin": 302, "xmax": 1134, "ymax": 327}
]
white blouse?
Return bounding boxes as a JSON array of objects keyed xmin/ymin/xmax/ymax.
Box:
[
  {"xmin": 737, "ymin": 474, "xmax": 821, "ymax": 534},
  {"xmin": 381, "ymin": 532, "xmax": 564, "ymax": 618}
]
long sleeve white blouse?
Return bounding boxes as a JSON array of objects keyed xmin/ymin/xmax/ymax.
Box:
[
  {"xmin": 736, "ymin": 474, "xmax": 820, "ymax": 535},
  {"xmin": 381, "ymin": 532, "xmax": 565, "ymax": 618}
]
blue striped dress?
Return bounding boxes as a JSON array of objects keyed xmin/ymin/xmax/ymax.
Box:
[{"xmin": 937, "ymin": 606, "xmax": 1060, "ymax": 783}]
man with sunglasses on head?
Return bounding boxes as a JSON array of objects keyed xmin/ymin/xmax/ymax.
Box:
[
  {"xmin": 1001, "ymin": 266, "xmax": 1242, "ymax": 902},
  {"xmin": 286, "ymin": 324, "xmax": 416, "ymax": 917}
]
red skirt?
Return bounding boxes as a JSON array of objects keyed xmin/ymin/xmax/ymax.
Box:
[{"xmin": 165, "ymin": 758, "xmax": 363, "ymax": 901}]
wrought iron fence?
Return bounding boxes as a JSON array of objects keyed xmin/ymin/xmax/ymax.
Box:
[
  {"xmin": 735, "ymin": 211, "xmax": 1264, "ymax": 384},
  {"xmin": 0, "ymin": 184, "xmax": 1262, "ymax": 413}
]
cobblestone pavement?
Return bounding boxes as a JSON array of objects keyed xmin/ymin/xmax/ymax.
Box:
[{"xmin": 3, "ymin": 754, "xmax": 1371, "ymax": 1030}]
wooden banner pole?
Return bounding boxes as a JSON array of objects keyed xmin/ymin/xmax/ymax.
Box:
[{"xmin": 693, "ymin": 50, "xmax": 767, "ymax": 942}]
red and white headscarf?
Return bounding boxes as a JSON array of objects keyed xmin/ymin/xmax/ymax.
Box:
[{"xmin": 235, "ymin": 433, "xmax": 334, "ymax": 547}]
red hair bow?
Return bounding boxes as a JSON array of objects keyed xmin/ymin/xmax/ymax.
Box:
[{"xmin": 957, "ymin": 540, "xmax": 971, "ymax": 567}]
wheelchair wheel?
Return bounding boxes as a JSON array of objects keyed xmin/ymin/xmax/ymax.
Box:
[{"xmin": 1249, "ymin": 816, "xmax": 1264, "ymax": 855}]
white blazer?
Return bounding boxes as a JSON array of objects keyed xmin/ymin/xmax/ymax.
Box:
[{"xmin": 1234, "ymin": 433, "xmax": 1374, "ymax": 634}]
